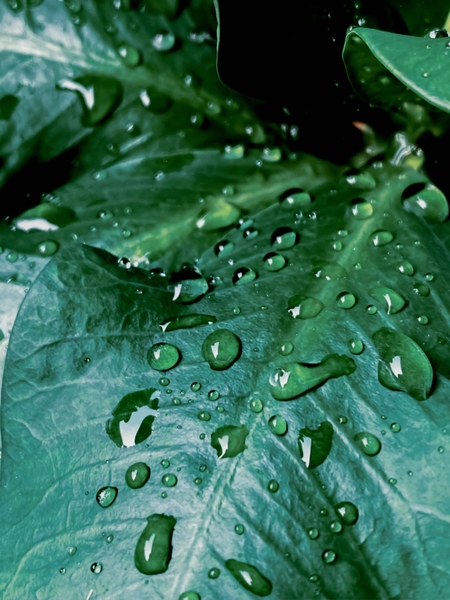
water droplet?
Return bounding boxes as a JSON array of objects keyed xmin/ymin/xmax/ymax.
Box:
[
  {"xmin": 147, "ymin": 343, "xmax": 180, "ymax": 371},
  {"xmin": 162, "ymin": 473, "xmax": 177, "ymax": 487},
  {"xmin": 336, "ymin": 291, "xmax": 356, "ymax": 309},
  {"xmin": 67, "ymin": 546, "xmax": 77, "ymax": 556},
  {"xmin": 348, "ymin": 339, "xmax": 364, "ymax": 354},
  {"xmin": 170, "ymin": 268, "xmax": 208, "ymax": 303},
  {"xmin": 354, "ymin": 432, "xmax": 381, "ymax": 456},
  {"xmin": 413, "ymin": 283, "xmax": 430, "ymax": 297},
  {"xmin": 332, "ymin": 241, "xmax": 343, "ymax": 251},
  {"xmin": 125, "ymin": 462, "xmax": 150, "ymax": 489},
  {"xmin": 279, "ymin": 342, "xmax": 294, "ymax": 356},
  {"xmin": 425, "ymin": 273, "xmax": 435, "ymax": 282},
  {"xmin": 390, "ymin": 422, "xmax": 401, "ymax": 433},
  {"xmin": 6, "ymin": 252, "xmax": 18, "ymax": 263},
  {"xmin": 401, "ymin": 182, "xmax": 448, "ymax": 222},
  {"xmin": 161, "ymin": 459, "xmax": 170, "ymax": 469},
  {"xmin": 134, "ymin": 514, "xmax": 176, "ymax": 575},
  {"xmin": 59, "ymin": 567, "xmax": 66, "ymax": 575},
  {"xmin": 37, "ymin": 240, "xmax": 59, "ymax": 256},
  {"xmin": 263, "ymin": 252, "xmax": 286, "ymax": 271},
  {"xmin": 202, "ymin": 329, "xmax": 241, "ymax": 370},
  {"xmin": 224, "ymin": 144, "xmax": 245, "ymax": 159},
  {"xmin": 271, "ymin": 227, "xmax": 298, "ymax": 250},
  {"xmin": 208, "ymin": 567, "xmax": 221, "ymax": 579},
  {"xmin": 214, "ymin": 240, "xmax": 234, "ymax": 257},
  {"xmin": 330, "ymin": 521, "xmax": 343, "ymax": 533},
  {"xmin": 438, "ymin": 446, "xmax": 445, "ymax": 453},
  {"xmin": 249, "ymin": 398, "xmax": 263, "ymax": 413},
  {"xmin": 309, "ymin": 574, "xmax": 320, "ymax": 583},
  {"xmin": 418, "ymin": 315, "xmax": 429, "ymax": 325},
  {"xmin": 234, "ymin": 524, "xmax": 245, "ymax": 535},
  {"xmin": 160, "ymin": 314, "xmax": 217, "ymax": 332},
  {"xmin": 338, "ymin": 415, "xmax": 348, "ymax": 424},
  {"xmin": 366, "ymin": 305, "xmax": 377, "ymax": 314},
  {"xmin": 117, "ymin": 257, "xmax": 131, "ymax": 269},
  {"xmin": 322, "ymin": 550, "xmax": 337, "ymax": 564},
  {"xmin": 308, "ymin": 528, "xmax": 319, "ymax": 539},
  {"xmin": 298, "ymin": 422, "xmax": 333, "ymax": 469},
  {"xmin": 216, "ymin": 406, "xmax": 225, "ymax": 413},
  {"xmin": 139, "ymin": 89, "xmax": 171, "ymax": 113},
  {"xmin": 198, "ymin": 411, "xmax": 211, "ymax": 422},
  {"xmin": 370, "ymin": 286, "xmax": 406, "ymax": 315},
  {"xmin": 319, "ymin": 508, "xmax": 329, "ymax": 516},
  {"xmin": 208, "ymin": 390, "xmax": 220, "ymax": 401},
  {"xmin": 269, "ymin": 356, "xmax": 356, "ymax": 401},
  {"xmin": 334, "ymin": 501, "xmax": 359, "ymax": 525},
  {"xmin": 345, "ymin": 169, "xmax": 376, "ymax": 189},
  {"xmin": 396, "ymin": 261, "xmax": 414, "ymax": 276},
  {"xmin": 280, "ymin": 188, "xmax": 312, "ymax": 208},
  {"xmin": 232, "ymin": 267, "xmax": 257, "ymax": 285},
  {"xmin": 287, "ymin": 295, "xmax": 324, "ymax": 320},
  {"xmin": 268, "ymin": 415, "xmax": 288, "ymax": 436},
  {"xmin": 106, "ymin": 389, "xmax": 159, "ymax": 448},
  {"xmin": 90, "ymin": 562, "xmax": 103, "ymax": 574},
  {"xmin": 225, "ymin": 560, "xmax": 272, "ymax": 597},
  {"xmin": 408, "ymin": 470, "xmax": 413, "ymax": 476},
  {"xmin": 106, "ymin": 534, "xmax": 114, "ymax": 544},
  {"xmin": 178, "ymin": 592, "xmax": 201, "ymax": 600},
  {"xmin": 191, "ymin": 382, "xmax": 201, "ymax": 392},
  {"xmin": 368, "ymin": 230, "xmax": 394, "ymax": 247},
  {"xmin": 314, "ymin": 263, "xmax": 348, "ymax": 280},
  {"xmin": 197, "ymin": 199, "xmax": 241, "ymax": 232},
  {"xmin": 388, "ymin": 477, "xmax": 397, "ymax": 485},
  {"xmin": 262, "ymin": 147, "xmax": 282, "ymax": 162},
  {"xmin": 152, "ymin": 31, "xmax": 176, "ymax": 51},
  {"xmin": 96, "ymin": 486, "xmax": 118, "ymax": 508},
  {"xmin": 194, "ymin": 477, "xmax": 202, "ymax": 485},
  {"xmin": 268, "ymin": 479, "xmax": 279, "ymax": 493},
  {"xmin": 351, "ymin": 199, "xmax": 373, "ymax": 219},
  {"xmin": 373, "ymin": 328, "xmax": 433, "ymax": 401},
  {"xmin": 118, "ymin": 43, "xmax": 141, "ymax": 67},
  {"xmin": 159, "ymin": 377, "xmax": 170, "ymax": 387},
  {"xmin": 211, "ymin": 424, "xmax": 249, "ymax": 458},
  {"xmin": 57, "ymin": 76, "xmax": 122, "ymax": 126}
]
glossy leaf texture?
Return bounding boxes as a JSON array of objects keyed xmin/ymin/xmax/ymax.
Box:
[
  {"xmin": 2, "ymin": 159, "xmax": 450, "ymax": 599},
  {"xmin": 343, "ymin": 27, "xmax": 450, "ymax": 114}
]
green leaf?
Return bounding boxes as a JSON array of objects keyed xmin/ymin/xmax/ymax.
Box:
[
  {"xmin": 2, "ymin": 158, "xmax": 450, "ymax": 598},
  {"xmin": 388, "ymin": 0, "xmax": 449, "ymax": 36},
  {"xmin": 343, "ymin": 27, "xmax": 450, "ymax": 114}
]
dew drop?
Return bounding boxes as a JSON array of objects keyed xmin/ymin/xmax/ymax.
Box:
[
  {"xmin": 67, "ymin": 546, "xmax": 77, "ymax": 556},
  {"xmin": 232, "ymin": 267, "xmax": 257, "ymax": 285},
  {"xmin": 299, "ymin": 422, "xmax": 334, "ymax": 468},
  {"xmin": 147, "ymin": 343, "xmax": 180, "ymax": 371},
  {"xmin": 211, "ymin": 424, "xmax": 248, "ymax": 458},
  {"xmin": 178, "ymin": 592, "xmax": 200, "ymax": 600},
  {"xmin": 208, "ymin": 390, "xmax": 220, "ymax": 401},
  {"xmin": 322, "ymin": 550, "xmax": 337, "ymax": 564},
  {"xmin": 118, "ymin": 43, "xmax": 141, "ymax": 67},
  {"xmin": 134, "ymin": 514, "xmax": 176, "ymax": 575},
  {"xmin": 401, "ymin": 182, "xmax": 448, "ymax": 222},
  {"xmin": 268, "ymin": 415, "xmax": 288, "ymax": 436},
  {"xmin": 96, "ymin": 486, "xmax": 118, "ymax": 508},
  {"xmin": 208, "ymin": 567, "xmax": 221, "ymax": 579},
  {"xmin": 90, "ymin": 562, "xmax": 103, "ymax": 574},
  {"xmin": 198, "ymin": 411, "xmax": 211, "ymax": 422},
  {"xmin": 425, "ymin": 273, "xmax": 435, "ymax": 282},
  {"xmin": 334, "ymin": 501, "xmax": 359, "ymax": 525},
  {"xmin": 224, "ymin": 144, "xmax": 245, "ymax": 159},
  {"xmin": 152, "ymin": 31, "xmax": 176, "ymax": 51},
  {"xmin": 354, "ymin": 432, "xmax": 381, "ymax": 456},
  {"xmin": 106, "ymin": 389, "xmax": 159, "ymax": 448},
  {"xmin": 249, "ymin": 397, "xmax": 263, "ymax": 413},
  {"xmin": 271, "ymin": 226, "xmax": 298, "ymax": 250},
  {"xmin": 390, "ymin": 422, "xmax": 401, "ymax": 433},
  {"xmin": 413, "ymin": 283, "xmax": 430, "ymax": 297},
  {"xmin": 308, "ymin": 528, "xmax": 319, "ymax": 540},
  {"xmin": 263, "ymin": 252, "xmax": 286, "ymax": 271},
  {"xmin": 57, "ymin": 75, "xmax": 122, "ymax": 126},
  {"xmin": 330, "ymin": 521, "xmax": 343, "ymax": 533},
  {"xmin": 418, "ymin": 315, "xmax": 429, "ymax": 325},
  {"xmin": 214, "ymin": 240, "xmax": 234, "ymax": 257},
  {"xmin": 161, "ymin": 473, "xmax": 177, "ymax": 487},
  {"xmin": 368, "ymin": 230, "xmax": 394, "ymax": 247},
  {"xmin": 366, "ymin": 305, "xmax": 377, "ymax": 314},
  {"xmin": 225, "ymin": 560, "xmax": 272, "ymax": 597},
  {"xmin": 234, "ymin": 524, "xmax": 245, "ymax": 535},
  {"xmin": 125, "ymin": 462, "xmax": 150, "ymax": 489},
  {"xmin": 287, "ymin": 295, "xmax": 324, "ymax": 320},
  {"xmin": 348, "ymin": 339, "xmax": 364, "ymax": 354},
  {"xmin": 262, "ymin": 147, "xmax": 282, "ymax": 162},
  {"xmin": 169, "ymin": 268, "xmax": 208, "ymax": 303},
  {"xmin": 191, "ymin": 382, "xmax": 201, "ymax": 392},
  {"xmin": 396, "ymin": 261, "xmax": 414, "ymax": 276},
  {"xmin": 336, "ymin": 291, "xmax": 356, "ymax": 309},
  {"xmin": 351, "ymin": 199, "xmax": 373, "ymax": 219},
  {"xmin": 268, "ymin": 479, "xmax": 279, "ymax": 493},
  {"xmin": 370, "ymin": 286, "xmax": 406, "ymax": 315},
  {"xmin": 202, "ymin": 329, "xmax": 241, "ymax": 370},
  {"xmin": 279, "ymin": 342, "xmax": 294, "ymax": 356},
  {"xmin": 37, "ymin": 240, "xmax": 59, "ymax": 256}
]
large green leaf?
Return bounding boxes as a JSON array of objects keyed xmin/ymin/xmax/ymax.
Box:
[
  {"xmin": 2, "ymin": 159, "xmax": 450, "ymax": 599},
  {"xmin": 343, "ymin": 27, "xmax": 450, "ymax": 115}
]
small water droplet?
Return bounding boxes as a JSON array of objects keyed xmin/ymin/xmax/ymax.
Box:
[
  {"xmin": 322, "ymin": 550, "xmax": 337, "ymax": 564},
  {"xmin": 162, "ymin": 473, "xmax": 178, "ymax": 487},
  {"xmin": 279, "ymin": 342, "xmax": 294, "ymax": 356},
  {"xmin": 37, "ymin": 240, "xmax": 59, "ymax": 256},
  {"xmin": 332, "ymin": 240, "xmax": 343, "ymax": 251},
  {"xmin": 396, "ymin": 261, "xmax": 415, "ymax": 276},
  {"xmin": 202, "ymin": 329, "xmax": 241, "ymax": 370},
  {"xmin": 159, "ymin": 377, "xmax": 170, "ymax": 387},
  {"xmin": 368, "ymin": 229, "xmax": 394, "ymax": 247},
  {"xmin": 118, "ymin": 43, "xmax": 141, "ymax": 67},
  {"xmin": 90, "ymin": 562, "xmax": 103, "ymax": 574},
  {"xmin": 161, "ymin": 459, "xmax": 170, "ymax": 468},
  {"xmin": 271, "ymin": 226, "xmax": 298, "ymax": 250},
  {"xmin": 67, "ymin": 546, "xmax": 77, "ymax": 556},
  {"xmin": 191, "ymin": 382, "xmax": 201, "ymax": 392},
  {"xmin": 366, "ymin": 305, "xmax": 377, "ymax": 314},
  {"xmin": 351, "ymin": 199, "xmax": 373, "ymax": 219},
  {"xmin": 390, "ymin": 422, "xmax": 401, "ymax": 433},
  {"xmin": 288, "ymin": 295, "xmax": 324, "ymax": 320},
  {"xmin": 417, "ymin": 315, "xmax": 429, "ymax": 325},
  {"xmin": 425, "ymin": 273, "xmax": 435, "ymax": 282},
  {"xmin": 334, "ymin": 501, "xmax": 359, "ymax": 525},
  {"xmin": 211, "ymin": 424, "xmax": 248, "ymax": 458},
  {"xmin": 152, "ymin": 31, "xmax": 176, "ymax": 52},
  {"xmin": 125, "ymin": 462, "xmax": 150, "ymax": 489},
  {"xmin": 232, "ymin": 267, "xmax": 257, "ymax": 285},
  {"xmin": 308, "ymin": 528, "xmax": 319, "ymax": 539},
  {"xmin": 208, "ymin": 567, "xmax": 221, "ymax": 579},
  {"xmin": 234, "ymin": 523, "xmax": 245, "ymax": 535},
  {"xmin": 96, "ymin": 486, "xmax": 118, "ymax": 508},
  {"xmin": 198, "ymin": 411, "xmax": 211, "ymax": 422},
  {"xmin": 208, "ymin": 390, "xmax": 220, "ymax": 401},
  {"xmin": 336, "ymin": 291, "xmax": 356, "ymax": 309},
  {"xmin": 348, "ymin": 339, "xmax": 364, "ymax": 354},
  {"xmin": 330, "ymin": 521, "xmax": 343, "ymax": 533},
  {"xmin": 224, "ymin": 144, "xmax": 245, "ymax": 159},
  {"xmin": 370, "ymin": 286, "xmax": 406, "ymax": 315},
  {"xmin": 268, "ymin": 479, "xmax": 279, "ymax": 493},
  {"xmin": 263, "ymin": 252, "xmax": 286, "ymax": 272},
  {"xmin": 59, "ymin": 567, "xmax": 66, "ymax": 575},
  {"xmin": 413, "ymin": 283, "xmax": 430, "ymax": 297},
  {"xmin": 225, "ymin": 560, "xmax": 272, "ymax": 596},
  {"xmin": 262, "ymin": 147, "xmax": 282, "ymax": 162},
  {"xmin": 338, "ymin": 415, "xmax": 348, "ymax": 424}
]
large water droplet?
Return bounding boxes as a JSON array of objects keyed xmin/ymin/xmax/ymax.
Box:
[
  {"xmin": 354, "ymin": 432, "xmax": 381, "ymax": 456},
  {"xmin": 125, "ymin": 462, "xmax": 150, "ymax": 489},
  {"xmin": 269, "ymin": 355, "xmax": 356, "ymax": 401},
  {"xmin": 348, "ymin": 338, "xmax": 364, "ymax": 354},
  {"xmin": 57, "ymin": 76, "xmax": 122, "ymax": 126},
  {"xmin": 211, "ymin": 424, "xmax": 248, "ymax": 458},
  {"xmin": 232, "ymin": 267, "xmax": 256, "ymax": 285},
  {"xmin": 351, "ymin": 199, "xmax": 373, "ymax": 219},
  {"xmin": 373, "ymin": 328, "xmax": 433, "ymax": 400},
  {"xmin": 169, "ymin": 268, "xmax": 208, "ymax": 303},
  {"xmin": 401, "ymin": 182, "xmax": 448, "ymax": 222},
  {"xmin": 413, "ymin": 283, "xmax": 430, "ymax": 297},
  {"xmin": 37, "ymin": 240, "xmax": 59, "ymax": 256},
  {"xmin": 202, "ymin": 329, "xmax": 241, "ymax": 370},
  {"xmin": 367, "ymin": 230, "xmax": 394, "ymax": 247},
  {"xmin": 134, "ymin": 514, "xmax": 176, "ymax": 575},
  {"xmin": 280, "ymin": 188, "xmax": 312, "ymax": 208},
  {"xmin": 263, "ymin": 252, "xmax": 286, "ymax": 272},
  {"xmin": 268, "ymin": 415, "xmax": 288, "ymax": 435},
  {"xmin": 336, "ymin": 291, "xmax": 356, "ymax": 309},
  {"xmin": 225, "ymin": 560, "xmax": 272, "ymax": 597},
  {"xmin": 369, "ymin": 286, "xmax": 406, "ymax": 315},
  {"xmin": 96, "ymin": 486, "xmax": 118, "ymax": 508},
  {"xmin": 106, "ymin": 389, "xmax": 159, "ymax": 448},
  {"xmin": 287, "ymin": 296, "xmax": 324, "ymax": 320},
  {"xmin": 322, "ymin": 550, "xmax": 337, "ymax": 564},
  {"xmin": 334, "ymin": 501, "xmax": 359, "ymax": 525},
  {"xmin": 298, "ymin": 422, "xmax": 333, "ymax": 468},
  {"xmin": 196, "ymin": 199, "xmax": 241, "ymax": 232},
  {"xmin": 147, "ymin": 343, "xmax": 180, "ymax": 371},
  {"xmin": 162, "ymin": 473, "xmax": 177, "ymax": 487},
  {"xmin": 152, "ymin": 31, "xmax": 176, "ymax": 51},
  {"xmin": 271, "ymin": 227, "xmax": 298, "ymax": 250},
  {"xmin": 160, "ymin": 314, "xmax": 217, "ymax": 332}
]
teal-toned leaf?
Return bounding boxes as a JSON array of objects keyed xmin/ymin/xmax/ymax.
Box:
[
  {"xmin": 2, "ymin": 158, "xmax": 450, "ymax": 598},
  {"xmin": 389, "ymin": 0, "xmax": 449, "ymax": 37},
  {"xmin": 343, "ymin": 27, "xmax": 450, "ymax": 114}
]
